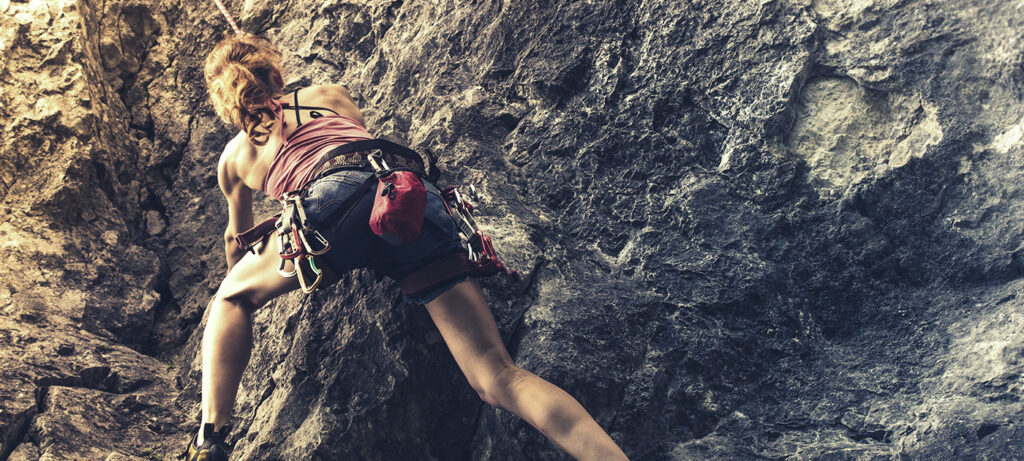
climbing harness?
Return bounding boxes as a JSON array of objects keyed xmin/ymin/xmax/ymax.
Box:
[{"xmin": 234, "ymin": 138, "xmax": 517, "ymax": 296}]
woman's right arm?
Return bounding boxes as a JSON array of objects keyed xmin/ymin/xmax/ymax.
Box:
[{"xmin": 218, "ymin": 138, "xmax": 255, "ymax": 272}]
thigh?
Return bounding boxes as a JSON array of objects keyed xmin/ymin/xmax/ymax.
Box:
[
  {"xmin": 424, "ymin": 279, "xmax": 514, "ymax": 385},
  {"xmin": 218, "ymin": 233, "xmax": 300, "ymax": 308}
]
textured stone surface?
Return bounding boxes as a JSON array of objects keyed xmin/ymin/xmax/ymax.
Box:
[
  {"xmin": 3, "ymin": 0, "xmax": 1024, "ymax": 459},
  {"xmin": 0, "ymin": 0, "xmax": 188, "ymax": 458},
  {"xmin": 790, "ymin": 77, "xmax": 942, "ymax": 195},
  {"xmin": 35, "ymin": 385, "xmax": 181, "ymax": 460}
]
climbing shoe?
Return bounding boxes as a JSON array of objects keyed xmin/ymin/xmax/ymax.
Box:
[{"xmin": 180, "ymin": 423, "xmax": 232, "ymax": 461}]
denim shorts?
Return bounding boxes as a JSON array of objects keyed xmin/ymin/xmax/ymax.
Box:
[{"xmin": 300, "ymin": 168, "xmax": 470, "ymax": 304}]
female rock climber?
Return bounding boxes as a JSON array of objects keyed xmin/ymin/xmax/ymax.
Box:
[{"xmin": 184, "ymin": 33, "xmax": 629, "ymax": 461}]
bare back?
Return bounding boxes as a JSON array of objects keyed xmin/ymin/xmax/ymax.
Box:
[
  {"xmin": 221, "ymin": 84, "xmax": 366, "ymax": 193},
  {"xmin": 217, "ymin": 84, "xmax": 365, "ymax": 268}
]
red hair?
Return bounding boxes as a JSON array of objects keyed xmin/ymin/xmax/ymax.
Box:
[{"xmin": 204, "ymin": 34, "xmax": 285, "ymax": 145}]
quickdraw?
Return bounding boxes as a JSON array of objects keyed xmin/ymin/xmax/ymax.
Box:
[
  {"xmin": 440, "ymin": 185, "xmax": 518, "ymax": 279},
  {"xmin": 274, "ymin": 192, "xmax": 330, "ymax": 293}
]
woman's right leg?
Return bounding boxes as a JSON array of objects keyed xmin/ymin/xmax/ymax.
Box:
[
  {"xmin": 424, "ymin": 279, "xmax": 629, "ymax": 461},
  {"xmin": 199, "ymin": 239, "xmax": 300, "ymax": 443}
]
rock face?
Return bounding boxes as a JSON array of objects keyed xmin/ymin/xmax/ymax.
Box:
[{"xmin": 2, "ymin": 0, "xmax": 1023, "ymax": 459}]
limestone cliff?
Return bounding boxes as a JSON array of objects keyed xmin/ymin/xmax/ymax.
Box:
[{"xmin": 2, "ymin": 0, "xmax": 1023, "ymax": 459}]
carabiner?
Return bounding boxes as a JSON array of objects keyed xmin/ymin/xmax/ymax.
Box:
[
  {"xmin": 299, "ymin": 228, "xmax": 331, "ymax": 256},
  {"xmin": 289, "ymin": 194, "xmax": 311, "ymax": 227},
  {"xmin": 277, "ymin": 231, "xmax": 293, "ymax": 257},
  {"xmin": 277, "ymin": 227, "xmax": 303, "ymax": 260},
  {"xmin": 278, "ymin": 258, "xmax": 297, "ymax": 278},
  {"xmin": 296, "ymin": 255, "xmax": 323, "ymax": 293}
]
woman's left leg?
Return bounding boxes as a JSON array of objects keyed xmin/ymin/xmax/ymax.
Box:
[
  {"xmin": 198, "ymin": 239, "xmax": 300, "ymax": 442},
  {"xmin": 424, "ymin": 279, "xmax": 629, "ymax": 461}
]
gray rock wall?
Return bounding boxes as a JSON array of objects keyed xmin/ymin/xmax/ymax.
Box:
[{"xmin": 1, "ymin": 0, "xmax": 1022, "ymax": 459}]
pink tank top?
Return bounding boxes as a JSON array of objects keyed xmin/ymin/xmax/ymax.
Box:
[{"xmin": 262, "ymin": 98, "xmax": 373, "ymax": 201}]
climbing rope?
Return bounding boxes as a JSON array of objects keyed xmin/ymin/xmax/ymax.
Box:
[{"xmin": 212, "ymin": 0, "xmax": 242, "ymax": 34}]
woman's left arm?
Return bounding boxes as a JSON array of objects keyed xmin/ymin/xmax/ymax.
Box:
[{"xmin": 217, "ymin": 139, "xmax": 254, "ymax": 271}]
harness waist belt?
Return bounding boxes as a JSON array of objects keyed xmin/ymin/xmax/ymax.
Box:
[{"xmin": 308, "ymin": 139, "xmax": 425, "ymax": 185}]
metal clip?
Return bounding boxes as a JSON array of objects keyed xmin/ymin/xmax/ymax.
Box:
[
  {"xmin": 276, "ymin": 200, "xmax": 301, "ymax": 258},
  {"xmin": 277, "ymin": 226, "xmax": 303, "ymax": 260},
  {"xmin": 300, "ymin": 228, "xmax": 331, "ymax": 255},
  {"xmin": 278, "ymin": 258, "xmax": 297, "ymax": 278},
  {"xmin": 289, "ymin": 194, "xmax": 310, "ymax": 226},
  {"xmin": 295, "ymin": 255, "xmax": 323, "ymax": 293},
  {"xmin": 368, "ymin": 152, "xmax": 390, "ymax": 172}
]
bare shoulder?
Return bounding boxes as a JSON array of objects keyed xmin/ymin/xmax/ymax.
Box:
[
  {"xmin": 303, "ymin": 83, "xmax": 364, "ymax": 124},
  {"xmin": 326, "ymin": 83, "xmax": 352, "ymax": 96},
  {"xmin": 316, "ymin": 82, "xmax": 352, "ymax": 95},
  {"xmin": 217, "ymin": 132, "xmax": 251, "ymax": 191},
  {"xmin": 218, "ymin": 132, "xmax": 245, "ymax": 168},
  {"xmin": 305, "ymin": 83, "xmax": 355, "ymax": 103}
]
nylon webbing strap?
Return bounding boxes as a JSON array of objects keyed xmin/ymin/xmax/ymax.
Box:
[
  {"xmin": 234, "ymin": 215, "xmax": 279, "ymax": 252},
  {"xmin": 308, "ymin": 139, "xmax": 425, "ymax": 180}
]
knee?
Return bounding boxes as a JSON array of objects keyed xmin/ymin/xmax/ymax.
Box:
[
  {"xmin": 473, "ymin": 363, "xmax": 528, "ymax": 409},
  {"xmin": 212, "ymin": 274, "xmax": 264, "ymax": 311},
  {"xmin": 212, "ymin": 283, "xmax": 259, "ymax": 314}
]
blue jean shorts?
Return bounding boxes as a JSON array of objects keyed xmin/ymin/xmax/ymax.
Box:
[{"xmin": 300, "ymin": 168, "xmax": 470, "ymax": 304}]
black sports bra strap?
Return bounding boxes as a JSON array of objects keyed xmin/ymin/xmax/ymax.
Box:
[
  {"xmin": 289, "ymin": 104, "xmax": 341, "ymax": 114},
  {"xmin": 287, "ymin": 89, "xmax": 341, "ymax": 128}
]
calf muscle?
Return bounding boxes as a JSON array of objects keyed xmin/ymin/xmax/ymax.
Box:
[{"xmin": 425, "ymin": 280, "xmax": 629, "ymax": 460}]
